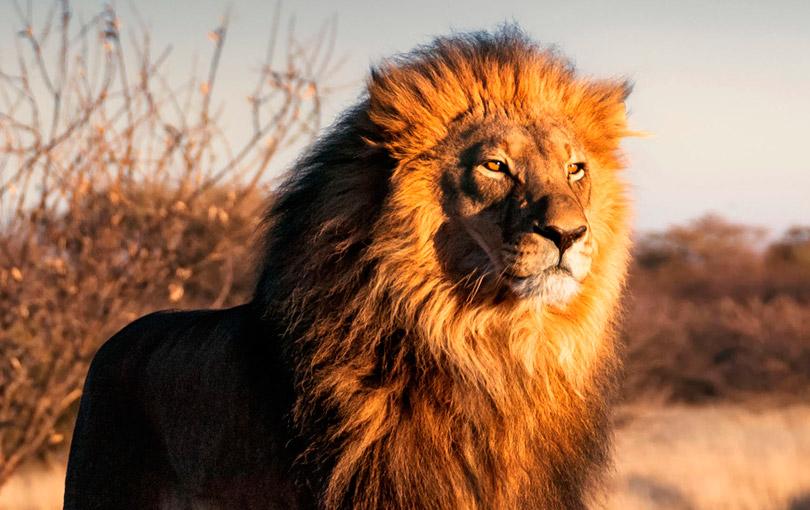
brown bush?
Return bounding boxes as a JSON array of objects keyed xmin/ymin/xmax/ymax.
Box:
[
  {"xmin": 623, "ymin": 215, "xmax": 810, "ymax": 403},
  {"xmin": 0, "ymin": 1, "xmax": 337, "ymax": 486}
]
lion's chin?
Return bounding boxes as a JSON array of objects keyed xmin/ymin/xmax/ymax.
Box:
[{"xmin": 507, "ymin": 268, "xmax": 582, "ymax": 308}]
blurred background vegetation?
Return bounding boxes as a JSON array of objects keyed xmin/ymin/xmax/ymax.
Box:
[
  {"xmin": 0, "ymin": 2, "xmax": 808, "ymax": 509},
  {"xmin": 0, "ymin": 0, "xmax": 332, "ymax": 487}
]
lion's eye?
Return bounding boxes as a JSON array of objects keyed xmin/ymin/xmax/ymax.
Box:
[
  {"xmin": 567, "ymin": 162, "xmax": 586, "ymax": 182},
  {"xmin": 478, "ymin": 159, "xmax": 508, "ymax": 179},
  {"xmin": 484, "ymin": 160, "xmax": 506, "ymax": 172}
]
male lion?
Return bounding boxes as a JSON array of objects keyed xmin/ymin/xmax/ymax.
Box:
[{"xmin": 64, "ymin": 28, "xmax": 635, "ymax": 510}]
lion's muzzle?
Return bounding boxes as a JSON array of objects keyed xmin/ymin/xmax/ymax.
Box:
[{"xmin": 501, "ymin": 193, "xmax": 592, "ymax": 305}]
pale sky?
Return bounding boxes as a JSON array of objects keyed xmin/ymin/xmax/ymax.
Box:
[{"xmin": 2, "ymin": 0, "xmax": 809, "ymax": 233}]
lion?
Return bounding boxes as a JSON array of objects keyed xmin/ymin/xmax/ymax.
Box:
[{"xmin": 64, "ymin": 28, "xmax": 635, "ymax": 510}]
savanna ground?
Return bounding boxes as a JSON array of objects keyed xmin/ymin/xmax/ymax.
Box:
[
  {"xmin": 3, "ymin": 405, "xmax": 810, "ymax": 510},
  {"xmin": 1, "ymin": 2, "xmax": 809, "ymax": 508}
]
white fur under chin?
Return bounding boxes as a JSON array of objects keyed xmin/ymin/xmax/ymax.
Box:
[{"xmin": 510, "ymin": 269, "xmax": 581, "ymax": 308}]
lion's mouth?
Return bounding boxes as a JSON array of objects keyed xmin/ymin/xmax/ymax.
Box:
[
  {"xmin": 502, "ymin": 266, "xmax": 581, "ymax": 305},
  {"xmin": 503, "ymin": 265, "xmax": 573, "ymax": 282}
]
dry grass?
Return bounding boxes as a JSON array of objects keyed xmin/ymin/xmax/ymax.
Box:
[
  {"xmin": 3, "ymin": 405, "xmax": 809, "ymax": 510},
  {"xmin": 601, "ymin": 404, "xmax": 810, "ymax": 510},
  {"xmin": 0, "ymin": 459, "xmax": 64, "ymax": 510}
]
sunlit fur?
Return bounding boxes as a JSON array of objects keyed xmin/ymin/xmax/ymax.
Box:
[{"xmin": 255, "ymin": 27, "xmax": 634, "ymax": 510}]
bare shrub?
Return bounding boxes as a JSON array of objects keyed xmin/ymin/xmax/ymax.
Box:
[{"xmin": 0, "ymin": 0, "xmax": 337, "ymax": 486}]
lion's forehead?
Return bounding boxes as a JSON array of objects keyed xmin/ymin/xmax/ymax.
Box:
[{"xmin": 443, "ymin": 116, "xmax": 585, "ymax": 174}]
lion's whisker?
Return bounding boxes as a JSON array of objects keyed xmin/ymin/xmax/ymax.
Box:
[{"xmin": 459, "ymin": 218, "xmax": 502, "ymax": 275}]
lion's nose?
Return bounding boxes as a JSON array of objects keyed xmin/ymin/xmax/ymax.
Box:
[{"xmin": 533, "ymin": 224, "xmax": 587, "ymax": 256}]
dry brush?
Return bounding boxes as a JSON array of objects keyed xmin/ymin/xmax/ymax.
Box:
[{"xmin": 0, "ymin": 0, "xmax": 337, "ymax": 485}]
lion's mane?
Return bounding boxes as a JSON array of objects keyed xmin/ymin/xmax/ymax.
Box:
[{"xmin": 255, "ymin": 28, "xmax": 633, "ymax": 510}]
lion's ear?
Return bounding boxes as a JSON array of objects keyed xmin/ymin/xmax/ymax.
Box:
[
  {"xmin": 617, "ymin": 101, "xmax": 627, "ymax": 124},
  {"xmin": 600, "ymin": 81, "xmax": 652, "ymax": 139},
  {"xmin": 589, "ymin": 80, "xmax": 632, "ymax": 139},
  {"xmin": 611, "ymin": 81, "xmax": 632, "ymax": 128},
  {"xmin": 614, "ymin": 82, "xmax": 652, "ymax": 139},
  {"xmin": 366, "ymin": 64, "xmax": 421, "ymax": 156},
  {"xmin": 620, "ymin": 100, "xmax": 653, "ymax": 139},
  {"xmin": 366, "ymin": 65, "xmax": 416, "ymax": 140},
  {"xmin": 365, "ymin": 61, "xmax": 468, "ymax": 159}
]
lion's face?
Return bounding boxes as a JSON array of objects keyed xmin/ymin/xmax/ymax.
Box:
[{"xmin": 430, "ymin": 117, "xmax": 594, "ymax": 307}]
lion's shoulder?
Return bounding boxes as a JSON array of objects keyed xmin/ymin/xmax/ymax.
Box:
[
  {"xmin": 69, "ymin": 305, "xmax": 300, "ymax": 505},
  {"xmin": 87, "ymin": 304, "xmax": 287, "ymax": 405}
]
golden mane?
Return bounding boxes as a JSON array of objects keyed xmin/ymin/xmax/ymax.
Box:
[{"xmin": 255, "ymin": 27, "xmax": 633, "ymax": 510}]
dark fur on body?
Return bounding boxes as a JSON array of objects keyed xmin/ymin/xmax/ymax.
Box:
[{"xmin": 65, "ymin": 28, "xmax": 634, "ymax": 510}]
